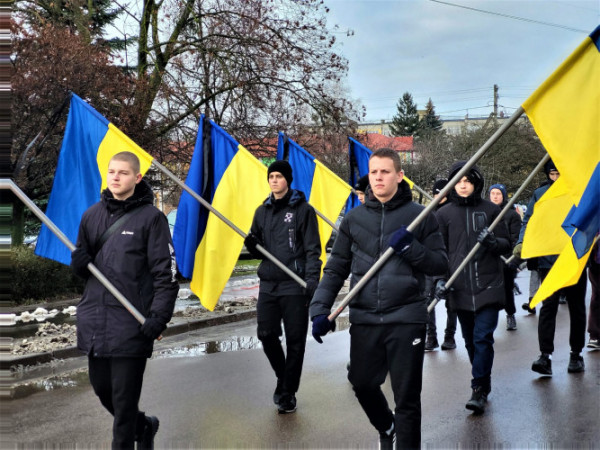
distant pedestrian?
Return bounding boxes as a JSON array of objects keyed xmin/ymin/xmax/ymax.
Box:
[
  {"xmin": 354, "ymin": 174, "xmax": 370, "ymax": 205},
  {"xmin": 71, "ymin": 151, "xmax": 179, "ymax": 449},
  {"xmin": 244, "ymin": 160, "xmax": 322, "ymax": 414}
]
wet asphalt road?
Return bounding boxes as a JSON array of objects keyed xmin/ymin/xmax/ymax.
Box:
[{"xmin": 3, "ymin": 270, "xmax": 599, "ymax": 449}]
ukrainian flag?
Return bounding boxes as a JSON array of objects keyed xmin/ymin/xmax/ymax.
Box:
[
  {"xmin": 522, "ymin": 25, "xmax": 600, "ymax": 307},
  {"xmin": 35, "ymin": 94, "xmax": 153, "ymax": 265},
  {"xmin": 173, "ymin": 117, "xmax": 269, "ymax": 311},
  {"xmin": 277, "ymin": 133, "xmax": 352, "ymax": 268}
]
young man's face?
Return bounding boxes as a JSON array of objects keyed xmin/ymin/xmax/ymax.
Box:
[
  {"xmin": 268, "ymin": 171, "xmax": 289, "ymax": 199},
  {"xmin": 455, "ymin": 176, "xmax": 475, "ymax": 198},
  {"xmin": 356, "ymin": 190, "xmax": 365, "ymax": 204},
  {"xmin": 368, "ymin": 156, "xmax": 403, "ymax": 203},
  {"xmin": 548, "ymin": 170, "xmax": 560, "ymax": 181},
  {"xmin": 107, "ymin": 159, "xmax": 142, "ymax": 200},
  {"xmin": 489, "ymin": 188, "xmax": 504, "ymax": 206}
]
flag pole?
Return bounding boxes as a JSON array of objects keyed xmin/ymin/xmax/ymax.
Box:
[
  {"xmin": 328, "ymin": 106, "xmax": 525, "ymax": 321},
  {"xmin": 150, "ymin": 160, "xmax": 307, "ymax": 288},
  {"xmin": 427, "ymin": 152, "xmax": 550, "ymax": 313},
  {"xmin": 2, "ymin": 179, "xmax": 148, "ymax": 326}
]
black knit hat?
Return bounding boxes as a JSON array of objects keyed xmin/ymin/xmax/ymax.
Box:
[
  {"xmin": 543, "ymin": 159, "xmax": 558, "ymax": 179},
  {"xmin": 268, "ymin": 160, "xmax": 293, "ymax": 187},
  {"xmin": 355, "ymin": 174, "xmax": 369, "ymax": 192},
  {"xmin": 432, "ymin": 179, "xmax": 448, "ymax": 195}
]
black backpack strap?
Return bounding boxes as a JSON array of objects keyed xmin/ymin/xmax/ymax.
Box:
[{"xmin": 94, "ymin": 207, "xmax": 143, "ymax": 256}]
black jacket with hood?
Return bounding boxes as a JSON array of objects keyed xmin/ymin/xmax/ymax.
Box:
[
  {"xmin": 309, "ymin": 180, "xmax": 448, "ymax": 325},
  {"xmin": 72, "ymin": 179, "xmax": 179, "ymax": 358},
  {"xmin": 435, "ymin": 162, "xmax": 511, "ymax": 312},
  {"xmin": 249, "ymin": 188, "xmax": 322, "ymax": 296}
]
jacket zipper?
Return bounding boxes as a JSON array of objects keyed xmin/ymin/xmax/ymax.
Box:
[{"xmin": 378, "ymin": 203, "xmax": 385, "ymax": 319}]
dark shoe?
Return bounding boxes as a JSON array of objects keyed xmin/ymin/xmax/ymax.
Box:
[
  {"xmin": 138, "ymin": 415, "xmax": 159, "ymax": 450},
  {"xmin": 522, "ymin": 301, "xmax": 536, "ymax": 315},
  {"xmin": 567, "ymin": 353, "xmax": 585, "ymax": 373},
  {"xmin": 441, "ymin": 335, "xmax": 456, "ymax": 350},
  {"xmin": 506, "ymin": 314, "xmax": 517, "ymax": 331},
  {"xmin": 532, "ymin": 353, "xmax": 552, "ymax": 375},
  {"xmin": 273, "ymin": 378, "xmax": 284, "ymax": 405},
  {"xmin": 465, "ymin": 387, "xmax": 487, "ymax": 414},
  {"xmin": 513, "ymin": 282, "xmax": 522, "ymax": 295},
  {"xmin": 587, "ymin": 339, "xmax": 600, "ymax": 350},
  {"xmin": 277, "ymin": 394, "xmax": 297, "ymax": 414},
  {"xmin": 425, "ymin": 335, "xmax": 439, "ymax": 351},
  {"xmin": 378, "ymin": 421, "xmax": 395, "ymax": 450}
]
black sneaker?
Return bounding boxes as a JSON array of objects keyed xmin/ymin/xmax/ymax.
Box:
[
  {"xmin": 273, "ymin": 379, "xmax": 284, "ymax": 405},
  {"xmin": 425, "ymin": 335, "xmax": 439, "ymax": 351},
  {"xmin": 587, "ymin": 339, "xmax": 600, "ymax": 350},
  {"xmin": 378, "ymin": 421, "xmax": 395, "ymax": 450},
  {"xmin": 522, "ymin": 302, "xmax": 536, "ymax": 315},
  {"xmin": 532, "ymin": 353, "xmax": 552, "ymax": 375},
  {"xmin": 441, "ymin": 335, "xmax": 456, "ymax": 350},
  {"xmin": 277, "ymin": 394, "xmax": 297, "ymax": 414},
  {"xmin": 465, "ymin": 387, "xmax": 487, "ymax": 414},
  {"xmin": 138, "ymin": 415, "xmax": 159, "ymax": 450},
  {"xmin": 506, "ymin": 314, "xmax": 517, "ymax": 331},
  {"xmin": 567, "ymin": 353, "xmax": 585, "ymax": 373}
]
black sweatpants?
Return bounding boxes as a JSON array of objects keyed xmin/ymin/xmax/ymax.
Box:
[
  {"xmin": 348, "ymin": 323, "xmax": 426, "ymax": 450},
  {"xmin": 88, "ymin": 355, "xmax": 148, "ymax": 450},
  {"xmin": 503, "ymin": 265, "xmax": 517, "ymax": 315},
  {"xmin": 538, "ymin": 268, "xmax": 587, "ymax": 354},
  {"xmin": 256, "ymin": 292, "xmax": 309, "ymax": 395}
]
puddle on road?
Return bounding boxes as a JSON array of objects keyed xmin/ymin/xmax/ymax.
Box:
[{"xmin": 8, "ymin": 368, "xmax": 89, "ymax": 400}]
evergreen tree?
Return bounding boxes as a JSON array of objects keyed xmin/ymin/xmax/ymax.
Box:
[
  {"xmin": 420, "ymin": 98, "xmax": 443, "ymax": 135},
  {"xmin": 389, "ymin": 92, "xmax": 420, "ymax": 137}
]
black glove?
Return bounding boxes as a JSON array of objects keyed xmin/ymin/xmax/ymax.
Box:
[
  {"xmin": 140, "ymin": 315, "xmax": 167, "ymax": 340},
  {"xmin": 434, "ymin": 279, "xmax": 448, "ymax": 299},
  {"xmin": 477, "ymin": 227, "xmax": 498, "ymax": 251},
  {"xmin": 71, "ymin": 247, "xmax": 92, "ymax": 279},
  {"xmin": 244, "ymin": 233, "xmax": 264, "ymax": 259},
  {"xmin": 311, "ymin": 314, "xmax": 336, "ymax": 344},
  {"xmin": 304, "ymin": 279, "xmax": 319, "ymax": 298},
  {"xmin": 389, "ymin": 225, "xmax": 414, "ymax": 255}
]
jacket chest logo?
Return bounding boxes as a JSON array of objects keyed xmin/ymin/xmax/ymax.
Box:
[
  {"xmin": 121, "ymin": 230, "xmax": 134, "ymax": 235},
  {"xmin": 284, "ymin": 212, "xmax": 294, "ymax": 223}
]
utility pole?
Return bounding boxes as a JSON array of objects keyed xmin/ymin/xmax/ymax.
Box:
[{"xmin": 493, "ymin": 84, "xmax": 499, "ymax": 117}]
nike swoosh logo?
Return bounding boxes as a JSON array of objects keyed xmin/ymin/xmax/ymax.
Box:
[{"xmin": 412, "ymin": 338, "xmax": 421, "ymax": 346}]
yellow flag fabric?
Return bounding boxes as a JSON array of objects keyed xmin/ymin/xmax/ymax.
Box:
[
  {"xmin": 403, "ymin": 175, "xmax": 414, "ymax": 189},
  {"xmin": 310, "ymin": 160, "xmax": 353, "ymax": 270},
  {"xmin": 190, "ymin": 145, "xmax": 270, "ymax": 311},
  {"xmin": 522, "ymin": 26, "xmax": 600, "ymax": 304}
]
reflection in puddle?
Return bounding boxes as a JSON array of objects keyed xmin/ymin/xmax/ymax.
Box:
[
  {"xmin": 156, "ymin": 336, "xmax": 263, "ymax": 358},
  {"xmin": 9, "ymin": 369, "xmax": 89, "ymax": 400}
]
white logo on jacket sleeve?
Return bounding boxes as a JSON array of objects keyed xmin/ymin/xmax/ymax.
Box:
[
  {"xmin": 284, "ymin": 212, "xmax": 294, "ymax": 223},
  {"xmin": 121, "ymin": 230, "xmax": 134, "ymax": 235}
]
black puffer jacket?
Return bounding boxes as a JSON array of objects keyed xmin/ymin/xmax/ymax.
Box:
[
  {"xmin": 310, "ymin": 180, "xmax": 448, "ymax": 325},
  {"xmin": 249, "ymin": 189, "xmax": 322, "ymax": 295},
  {"xmin": 435, "ymin": 163, "xmax": 510, "ymax": 312},
  {"xmin": 73, "ymin": 180, "xmax": 179, "ymax": 358}
]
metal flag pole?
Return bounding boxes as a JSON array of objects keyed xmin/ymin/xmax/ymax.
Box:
[
  {"xmin": 150, "ymin": 160, "xmax": 307, "ymax": 288},
  {"xmin": 2, "ymin": 179, "xmax": 147, "ymax": 325},
  {"xmin": 328, "ymin": 106, "xmax": 526, "ymax": 321},
  {"xmin": 427, "ymin": 152, "xmax": 550, "ymax": 313}
]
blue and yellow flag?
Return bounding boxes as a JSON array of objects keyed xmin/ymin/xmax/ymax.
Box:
[
  {"xmin": 173, "ymin": 118, "xmax": 269, "ymax": 311},
  {"xmin": 277, "ymin": 133, "xmax": 352, "ymax": 268},
  {"xmin": 522, "ymin": 25, "xmax": 600, "ymax": 307},
  {"xmin": 35, "ymin": 94, "xmax": 154, "ymax": 265}
]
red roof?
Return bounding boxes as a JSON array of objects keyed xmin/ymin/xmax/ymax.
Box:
[{"xmin": 357, "ymin": 133, "xmax": 413, "ymax": 152}]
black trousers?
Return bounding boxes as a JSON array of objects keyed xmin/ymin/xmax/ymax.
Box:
[
  {"xmin": 503, "ymin": 265, "xmax": 517, "ymax": 315},
  {"xmin": 256, "ymin": 292, "xmax": 309, "ymax": 395},
  {"xmin": 537, "ymin": 268, "xmax": 587, "ymax": 354},
  {"xmin": 88, "ymin": 355, "xmax": 148, "ymax": 450},
  {"xmin": 588, "ymin": 254, "xmax": 600, "ymax": 340},
  {"xmin": 348, "ymin": 323, "xmax": 425, "ymax": 450}
]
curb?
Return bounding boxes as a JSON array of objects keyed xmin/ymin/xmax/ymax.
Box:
[{"xmin": 1, "ymin": 309, "xmax": 257, "ymax": 371}]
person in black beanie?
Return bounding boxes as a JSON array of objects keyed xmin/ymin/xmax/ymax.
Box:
[
  {"xmin": 354, "ymin": 174, "xmax": 370, "ymax": 204},
  {"xmin": 244, "ymin": 160, "xmax": 322, "ymax": 414}
]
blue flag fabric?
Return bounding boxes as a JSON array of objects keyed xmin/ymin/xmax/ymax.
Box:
[
  {"xmin": 346, "ymin": 137, "xmax": 372, "ymax": 212},
  {"xmin": 276, "ymin": 132, "xmax": 315, "ymax": 198}
]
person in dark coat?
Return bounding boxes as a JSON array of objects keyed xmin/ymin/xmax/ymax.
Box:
[
  {"xmin": 310, "ymin": 149, "xmax": 448, "ymax": 449},
  {"xmin": 488, "ymin": 183, "xmax": 522, "ymax": 331},
  {"xmin": 435, "ymin": 161, "xmax": 510, "ymax": 415},
  {"xmin": 513, "ymin": 159, "xmax": 587, "ymax": 376},
  {"xmin": 354, "ymin": 174, "xmax": 370, "ymax": 204},
  {"xmin": 70, "ymin": 151, "xmax": 179, "ymax": 449},
  {"xmin": 244, "ymin": 160, "xmax": 322, "ymax": 414}
]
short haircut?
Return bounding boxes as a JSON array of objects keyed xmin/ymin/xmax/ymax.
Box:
[
  {"xmin": 370, "ymin": 148, "xmax": 402, "ymax": 172},
  {"xmin": 110, "ymin": 151, "xmax": 141, "ymax": 174}
]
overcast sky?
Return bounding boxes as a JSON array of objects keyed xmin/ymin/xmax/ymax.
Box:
[{"xmin": 324, "ymin": 0, "xmax": 599, "ymax": 122}]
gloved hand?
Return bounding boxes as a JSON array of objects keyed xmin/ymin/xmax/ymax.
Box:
[
  {"xmin": 434, "ymin": 279, "xmax": 448, "ymax": 299},
  {"xmin": 477, "ymin": 227, "xmax": 498, "ymax": 251},
  {"xmin": 389, "ymin": 226, "xmax": 414, "ymax": 255},
  {"xmin": 244, "ymin": 232, "xmax": 262, "ymax": 250},
  {"xmin": 71, "ymin": 247, "xmax": 92, "ymax": 279},
  {"xmin": 140, "ymin": 315, "xmax": 167, "ymax": 340},
  {"xmin": 311, "ymin": 314, "xmax": 336, "ymax": 344},
  {"xmin": 513, "ymin": 242, "xmax": 523, "ymax": 258},
  {"xmin": 304, "ymin": 279, "xmax": 319, "ymax": 298}
]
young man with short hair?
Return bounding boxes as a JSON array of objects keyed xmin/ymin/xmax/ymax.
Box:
[
  {"xmin": 245, "ymin": 160, "xmax": 322, "ymax": 414},
  {"xmin": 310, "ymin": 148, "xmax": 447, "ymax": 449},
  {"xmin": 71, "ymin": 151, "xmax": 179, "ymax": 449}
]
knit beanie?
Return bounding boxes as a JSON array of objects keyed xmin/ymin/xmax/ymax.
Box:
[
  {"xmin": 488, "ymin": 183, "xmax": 507, "ymax": 201},
  {"xmin": 267, "ymin": 160, "xmax": 293, "ymax": 187},
  {"xmin": 355, "ymin": 174, "xmax": 369, "ymax": 192},
  {"xmin": 543, "ymin": 159, "xmax": 558, "ymax": 179},
  {"xmin": 432, "ymin": 179, "xmax": 448, "ymax": 195}
]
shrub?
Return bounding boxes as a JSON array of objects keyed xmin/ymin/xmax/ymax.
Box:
[{"xmin": 12, "ymin": 245, "xmax": 84, "ymax": 305}]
